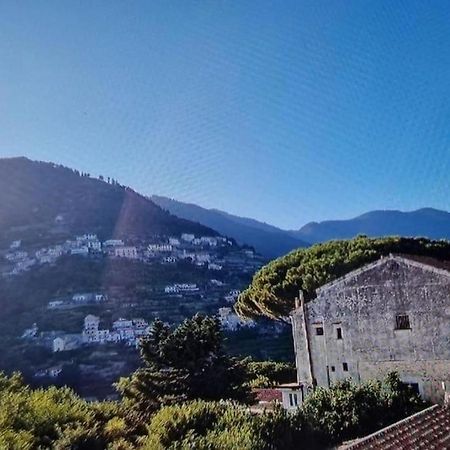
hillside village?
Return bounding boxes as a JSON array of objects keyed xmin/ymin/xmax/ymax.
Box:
[
  {"xmin": 2, "ymin": 231, "xmax": 262, "ymax": 277},
  {"xmin": 0, "ymin": 229, "xmax": 270, "ymax": 396}
]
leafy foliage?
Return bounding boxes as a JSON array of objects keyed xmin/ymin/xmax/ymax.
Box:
[
  {"xmin": 236, "ymin": 236, "xmax": 450, "ymax": 319},
  {"xmin": 0, "ymin": 157, "xmax": 217, "ymax": 240},
  {"xmin": 142, "ymin": 400, "xmax": 308, "ymax": 450},
  {"xmin": 0, "ymin": 372, "xmax": 134, "ymax": 449},
  {"xmin": 116, "ymin": 314, "xmax": 252, "ymax": 422},
  {"xmin": 301, "ymin": 373, "xmax": 426, "ymax": 444},
  {"xmin": 243, "ymin": 358, "xmax": 296, "ymax": 388}
]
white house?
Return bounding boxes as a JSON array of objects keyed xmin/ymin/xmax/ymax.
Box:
[
  {"xmin": 48, "ymin": 300, "xmax": 64, "ymax": 309},
  {"xmin": 103, "ymin": 239, "xmax": 124, "ymax": 247},
  {"xmin": 53, "ymin": 335, "xmax": 81, "ymax": 352},
  {"xmin": 114, "ymin": 246, "xmax": 138, "ymax": 259},
  {"xmin": 148, "ymin": 244, "xmax": 173, "ymax": 253},
  {"xmin": 163, "ymin": 256, "xmax": 177, "ymax": 264},
  {"xmin": 168, "ymin": 237, "xmax": 180, "ymax": 246},
  {"xmin": 165, "ymin": 285, "xmax": 180, "ymax": 294},
  {"xmin": 22, "ymin": 323, "xmax": 38, "ymax": 339},
  {"xmin": 225, "ymin": 290, "xmax": 241, "ymax": 303},
  {"xmin": 208, "ymin": 263, "xmax": 223, "ymax": 271},
  {"xmin": 71, "ymin": 247, "xmax": 89, "ymax": 256},
  {"xmin": 195, "ymin": 253, "xmax": 211, "ymax": 264},
  {"xmin": 95, "ymin": 294, "xmax": 107, "ymax": 302},
  {"xmin": 181, "ymin": 233, "xmax": 195, "ymax": 243},
  {"xmin": 200, "ymin": 237, "xmax": 218, "ymax": 246},
  {"xmin": 83, "ymin": 315, "xmax": 100, "ymax": 342}
]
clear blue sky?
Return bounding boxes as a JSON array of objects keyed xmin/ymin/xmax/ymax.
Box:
[{"xmin": 0, "ymin": 1, "xmax": 449, "ymax": 229}]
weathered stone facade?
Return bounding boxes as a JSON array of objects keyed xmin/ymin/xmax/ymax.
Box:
[{"xmin": 291, "ymin": 255, "xmax": 450, "ymax": 404}]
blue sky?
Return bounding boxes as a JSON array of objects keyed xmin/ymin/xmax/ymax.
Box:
[{"xmin": 0, "ymin": 1, "xmax": 449, "ymax": 229}]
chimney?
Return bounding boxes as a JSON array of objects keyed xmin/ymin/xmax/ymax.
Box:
[{"xmin": 294, "ymin": 290, "xmax": 304, "ymax": 309}]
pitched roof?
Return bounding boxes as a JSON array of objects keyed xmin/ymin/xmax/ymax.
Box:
[
  {"xmin": 253, "ymin": 388, "xmax": 282, "ymax": 403},
  {"xmin": 342, "ymin": 405, "xmax": 450, "ymax": 449},
  {"xmin": 315, "ymin": 254, "xmax": 450, "ymax": 295}
]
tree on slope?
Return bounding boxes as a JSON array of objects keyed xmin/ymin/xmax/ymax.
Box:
[{"xmin": 116, "ymin": 314, "xmax": 252, "ymax": 422}]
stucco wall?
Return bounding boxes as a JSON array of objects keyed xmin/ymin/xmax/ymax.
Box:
[{"xmin": 291, "ymin": 256, "xmax": 450, "ymax": 403}]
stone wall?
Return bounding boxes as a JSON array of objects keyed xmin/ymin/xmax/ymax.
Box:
[{"xmin": 291, "ymin": 256, "xmax": 450, "ymax": 403}]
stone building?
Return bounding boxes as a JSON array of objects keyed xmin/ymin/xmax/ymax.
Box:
[{"xmin": 287, "ymin": 254, "xmax": 450, "ymax": 407}]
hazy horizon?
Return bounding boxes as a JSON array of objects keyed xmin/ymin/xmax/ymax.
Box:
[{"xmin": 1, "ymin": 1, "xmax": 449, "ymax": 228}]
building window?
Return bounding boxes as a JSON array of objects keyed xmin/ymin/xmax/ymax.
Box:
[
  {"xmin": 331, "ymin": 366, "xmax": 335, "ymax": 372},
  {"xmin": 336, "ymin": 327, "xmax": 342, "ymax": 340},
  {"xmin": 289, "ymin": 393, "xmax": 298, "ymax": 407},
  {"xmin": 395, "ymin": 314, "xmax": 411, "ymax": 330},
  {"xmin": 315, "ymin": 326, "xmax": 324, "ymax": 336},
  {"xmin": 343, "ymin": 362, "xmax": 348, "ymax": 372}
]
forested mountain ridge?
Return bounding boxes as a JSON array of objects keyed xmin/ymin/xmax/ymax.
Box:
[
  {"xmin": 291, "ymin": 208, "xmax": 450, "ymax": 244},
  {"xmin": 151, "ymin": 195, "xmax": 309, "ymax": 258},
  {"xmin": 0, "ymin": 157, "xmax": 217, "ymax": 243}
]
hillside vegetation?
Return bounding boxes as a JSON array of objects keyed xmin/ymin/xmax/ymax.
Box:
[
  {"xmin": 236, "ymin": 236, "xmax": 450, "ymax": 319},
  {"xmin": 0, "ymin": 157, "xmax": 216, "ymax": 242},
  {"xmin": 0, "ymin": 316, "xmax": 425, "ymax": 449}
]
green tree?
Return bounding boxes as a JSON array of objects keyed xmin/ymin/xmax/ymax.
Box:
[
  {"xmin": 236, "ymin": 236, "xmax": 450, "ymax": 319},
  {"xmin": 116, "ymin": 314, "xmax": 252, "ymax": 422}
]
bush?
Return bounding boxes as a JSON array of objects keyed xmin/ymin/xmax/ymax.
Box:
[
  {"xmin": 300, "ymin": 373, "xmax": 426, "ymax": 444},
  {"xmin": 244, "ymin": 359, "xmax": 296, "ymax": 388},
  {"xmin": 142, "ymin": 400, "xmax": 309, "ymax": 450}
]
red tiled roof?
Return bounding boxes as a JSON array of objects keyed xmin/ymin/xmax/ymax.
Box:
[
  {"xmin": 253, "ymin": 388, "xmax": 282, "ymax": 403},
  {"xmin": 343, "ymin": 405, "xmax": 450, "ymax": 450}
]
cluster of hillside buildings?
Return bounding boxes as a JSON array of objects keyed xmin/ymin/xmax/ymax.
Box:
[
  {"xmin": 48, "ymin": 292, "xmax": 108, "ymax": 309},
  {"xmin": 3, "ymin": 232, "xmax": 262, "ymax": 276},
  {"xmin": 23, "ymin": 302, "xmax": 254, "ymax": 354},
  {"xmin": 22, "ymin": 315, "xmax": 151, "ymax": 352}
]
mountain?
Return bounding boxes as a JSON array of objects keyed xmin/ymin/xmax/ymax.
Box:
[
  {"xmin": 290, "ymin": 208, "xmax": 450, "ymax": 244},
  {"xmin": 0, "ymin": 157, "xmax": 217, "ymax": 242},
  {"xmin": 151, "ymin": 195, "xmax": 309, "ymax": 258}
]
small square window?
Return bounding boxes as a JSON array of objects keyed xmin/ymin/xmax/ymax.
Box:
[
  {"xmin": 336, "ymin": 327, "xmax": 342, "ymax": 340},
  {"xmin": 315, "ymin": 327, "xmax": 324, "ymax": 336},
  {"xmin": 395, "ymin": 314, "xmax": 411, "ymax": 330},
  {"xmin": 343, "ymin": 362, "xmax": 348, "ymax": 372},
  {"xmin": 331, "ymin": 366, "xmax": 335, "ymax": 372}
]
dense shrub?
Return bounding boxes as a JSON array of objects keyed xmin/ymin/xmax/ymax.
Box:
[
  {"xmin": 301, "ymin": 373, "xmax": 426, "ymax": 444},
  {"xmin": 243, "ymin": 358, "xmax": 296, "ymax": 388},
  {"xmin": 0, "ymin": 372, "xmax": 133, "ymax": 450},
  {"xmin": 142, "ymin": 400, "xmax": 309, "ymax": 450}
]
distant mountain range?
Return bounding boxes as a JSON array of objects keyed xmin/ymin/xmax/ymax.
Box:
[
  {"xmin": 0, "ymin": 158, "xmax": 217, "ymax": 243},
  {"xmin": 151, "ymin": 195, "xmax": 309, "ymax": 258},
  {"xmin": 152, "ymin": 196, "xmax": 450, "ymax": 257},
  {"xmin": 1, "ymin": 158, "xmax": 448, "ymax": 257},
  {"xmin": 290, "ymin": 208, "xmax": 450, "ymax": 244}
]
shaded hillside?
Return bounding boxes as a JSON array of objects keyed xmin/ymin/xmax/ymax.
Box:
[
  {"xmin": 291, "ymin": 208, "xmax": 450, "ymax": 244},
  {"xmin": 236, "ymin": 236, "xmax": 450, "ymax": 319},
  {"xmin": 0, "ymin": 158, "xmax": 217, "ymax": 242},
  {"xmin": 151, "ymin": 195, "xmax": 308, "ymax": 258}
]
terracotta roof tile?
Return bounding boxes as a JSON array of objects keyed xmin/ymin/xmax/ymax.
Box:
[
  {"xmin": 343, "ymin": 405, "xmax": 450, "ymax": 450},
  {"xmin": 253, "ymin": 388, "xmax": 282, "ymax": 403}
]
